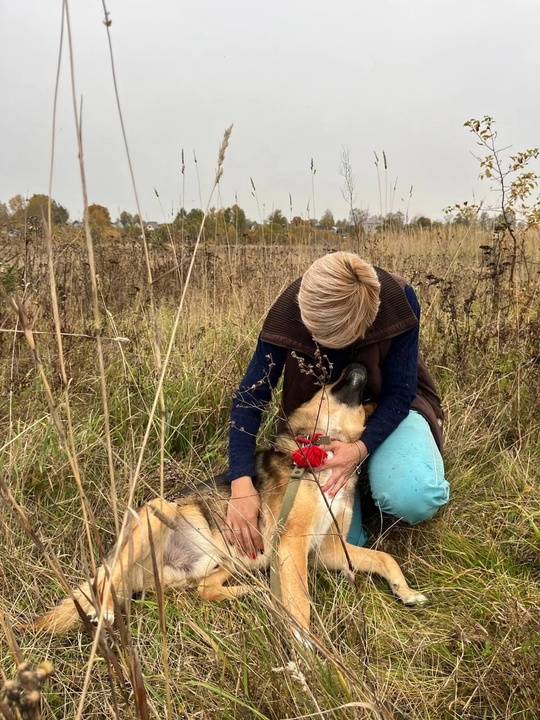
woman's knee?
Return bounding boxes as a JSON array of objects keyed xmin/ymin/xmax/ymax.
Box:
[
  {"xmin": 372, "ymin": 473, "xmax": 449, "ymax": 525},
  {"xmin": 368, "ymin": 410, "xmax": 450, "ymax": 525}
]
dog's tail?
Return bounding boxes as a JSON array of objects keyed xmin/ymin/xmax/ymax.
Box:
[
  {"xmin": 27, "ymin": 568, "xmax": 115, "ymax": 635},
  {"xmin": 29, "ymin": 588, "xmax": 91, "ymax": 635}
]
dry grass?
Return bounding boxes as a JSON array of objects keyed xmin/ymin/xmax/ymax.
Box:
[{"xmin": 1, "ymin": 228, "xmax": 539, "ymax": 719}]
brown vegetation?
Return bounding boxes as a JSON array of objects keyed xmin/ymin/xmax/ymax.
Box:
[{"xmin": 1, "ymin": 221, "xmax": 539, "ymax": 718}]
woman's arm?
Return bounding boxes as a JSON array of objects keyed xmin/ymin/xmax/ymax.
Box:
[
  {"xmin": 355, "ymin": 284, "xmax": 420, "ymax": 454},
  {"xmin": 225, "ymin": 338, "xmax": 286, "ymax": 556},
  {"xmin": 228, "ymin": 338, "xmax": 287, "ymax": 481}
]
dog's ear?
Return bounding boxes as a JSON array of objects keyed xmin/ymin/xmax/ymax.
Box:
[{"xmin": 363, "ymin": 402, "xmax": 377, "ymax": 418}]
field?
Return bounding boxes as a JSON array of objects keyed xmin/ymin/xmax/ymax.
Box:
[{"xmin": 1, "ymin": 226, "xmax": 539, "ymax": 719}]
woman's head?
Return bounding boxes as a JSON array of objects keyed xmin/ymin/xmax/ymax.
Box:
[{"xmin": 298, "ymin": 252, "xmax": 380, "ymax": 348}]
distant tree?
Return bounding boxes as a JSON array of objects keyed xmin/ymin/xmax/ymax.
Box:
[
  {"xmin": 8, "ymin": 194, "xmax": 26, "ymax": 215},
  {"xmin": 55, "ymin": 202, "xmax": 69, "ymax": 225},
  {"xmin": 220, "ymin": 207, "xmax": 232, "ymax": 225},
  {"xmin": 229, "ymin": 204, "xmax": 247, "ymax": 235},
  {"xmin": 412, "ymin": 215, "xmax": 432, "ymax": 228},
  {"xmin": 349, "ymin": 208, "xmax": 368, "ymax": 227},
  {"xmin": 346, "ymin": 208, "xmax": 368, "ymax": 243},
  {"xmin": 207, "ymin": 207, "xmax": 227, "ymax": 242},
  {"xmin": 267, "ymin": 209, "xmax": 288, "ymax": 228},
  {"xmin": 186, "ymin": 208, "xmax": 204, "ymax": 224},
  {"xmin": 478, "ymin": 211, "xmax": 494, "ymax": 231},
  {"xmin": 451, "ymin": 213, "xmax": 471, "ymax": 227},
  {"xmin": 266, "ymin": 209, "xmax": 288, "ymax": 243},
  {"xmin": 494, "ymin": 209, "xmax": 516, "ymax": 232},
  {"xmin": 87, "ymin": 204, "xmax": 112, "ymax": 230},
  {"xmin": 26, "ymin": 194, "xmax": 69, "ymax": 225},
  {"xmin": 383, "ymin": 211, "xmax": 405, "ymax": 230},
  {"xmin": 119, "ymin": 210, "xmax": 138, "ymax": 228},
  {"xmin": 172, "ymin": 205, "xmax": 250, "ymax": 241},
  {"xmin": 318, "ymin": 209, "xmax": 335, "ymax": 230},
  {"xmin": 172, "ymin": 207, "xmax": 206, "ymax": 240},
  {"xmin": 0, "ymin": 202, "xmax": 9, "ymax": 227},
  {"xmin": 118, "ymin": 210, "xmax": 141, "ymax": 237}
]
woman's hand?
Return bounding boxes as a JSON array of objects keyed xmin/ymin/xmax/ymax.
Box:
[
  {"xmin": 225, "ymin": 476, "xmax": 264, "ymax": 558},
  {"xmin": 319, "ymin": 439, "xmax": 368, "ymax": 498}
]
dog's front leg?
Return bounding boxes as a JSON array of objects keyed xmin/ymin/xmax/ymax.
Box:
[
  {"xmin": 317, "ymin": 535, "xmax": 427, "ymax": 606},
  {"xmin": 274, "ymin": 534, "xmax": 311, "ymax": 636}
]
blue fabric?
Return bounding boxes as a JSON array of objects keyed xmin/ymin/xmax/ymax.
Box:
[
  {"xmin": 346, "ymin": 492, "xmax": 369, "ymax": 546},
  {"xmin": 346, "ymin": 410, "xmax": 449, "ymax": 546},
  {"xmin": 228, "ymin": 284, "xmax": 422, "ymax": 483}
]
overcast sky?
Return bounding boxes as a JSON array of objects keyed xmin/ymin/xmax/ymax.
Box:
[{"xmin": 1, "ymin": 0, "xmax": 539, "ymax": 223}]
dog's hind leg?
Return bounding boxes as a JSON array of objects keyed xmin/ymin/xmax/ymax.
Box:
[
  {"xmin": 317, "ymin": 535, "xmax": 428, "ymax": 606},
  {"xmin": 113, "ymin": 503, "xmax": 173, "ymax": 586},
  {"xmin": 85, "ymin": 500, "xmax": 177, "ymax": 627},
  {"xmin": 28, "ymin": 504, "xmax": 171, "ymax": 635}
]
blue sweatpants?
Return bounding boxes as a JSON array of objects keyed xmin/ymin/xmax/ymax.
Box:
[{"xmin": 346, "ymin": 410, "xmax": 450, "ymax": 547}]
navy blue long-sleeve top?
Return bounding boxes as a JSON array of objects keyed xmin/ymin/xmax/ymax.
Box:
[{"xmin": 228, "ymin": 284, "xmax": 421, "ymax": 482}]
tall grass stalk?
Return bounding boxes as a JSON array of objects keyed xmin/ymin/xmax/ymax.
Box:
[{"xmin": 98, "ymin": 5, "xmax": 175, "ymax": 710}]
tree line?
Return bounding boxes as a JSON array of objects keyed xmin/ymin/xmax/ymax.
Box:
[{"xmin": 1, "ymin": 192, "xmax": 501, "ymax": 244}]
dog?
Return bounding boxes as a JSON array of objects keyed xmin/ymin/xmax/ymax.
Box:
[{"xmin": 30, "ymin": 363, "xmax": 427, "ymax": 637}]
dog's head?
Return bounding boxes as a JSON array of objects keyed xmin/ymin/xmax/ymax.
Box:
[{"xmin": 280, "ymin": 364, "xmax": 373, "ymax": 450}]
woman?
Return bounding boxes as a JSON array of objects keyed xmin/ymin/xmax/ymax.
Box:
[{"xmin": 225, "ymin": 252, "xmax": 449, "ymax": 558}]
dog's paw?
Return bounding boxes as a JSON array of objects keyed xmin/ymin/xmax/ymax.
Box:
[
  {"xmin": 292, "ymin": 628, "xmax": 314, "ymax": 653},
  {"xmin": 402, "ymin": 592, "xmax": 428, "ymax": 607},
  {"xmin": 87, "ymin": 609, "xmax": 115, "ymax": 627}
]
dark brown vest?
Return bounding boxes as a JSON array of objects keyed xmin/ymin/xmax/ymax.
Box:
[{"xmin": 261, "ymin": 268, "xmax": 444, "ymax": 450}]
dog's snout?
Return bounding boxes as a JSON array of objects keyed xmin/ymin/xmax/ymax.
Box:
[
  {"xmin": 346, "ymin": 364, "xmax": 368, "ymax": 386},
  {"xmin": 330, "ymin": 364, "xmax": 368, "ymax": 406}
]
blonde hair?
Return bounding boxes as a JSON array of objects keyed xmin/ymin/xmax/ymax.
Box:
[{"xmin": 298, "ymin": 252, "xmax": 380, "ymax": 348}]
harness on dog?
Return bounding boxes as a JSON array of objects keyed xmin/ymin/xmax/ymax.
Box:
[{"xmin": 270, "ymin": 434, "xmax": 330, "ymax": 602}]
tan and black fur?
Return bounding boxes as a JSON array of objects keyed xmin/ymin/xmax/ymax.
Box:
[{"xmin": 30, "ymin": 363, "xmax": 427, "ymax": 636}]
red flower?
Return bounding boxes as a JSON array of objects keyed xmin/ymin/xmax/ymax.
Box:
[{"xmin": 291, "ymin": 433, "xmax": 328, "ymax": 469}]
